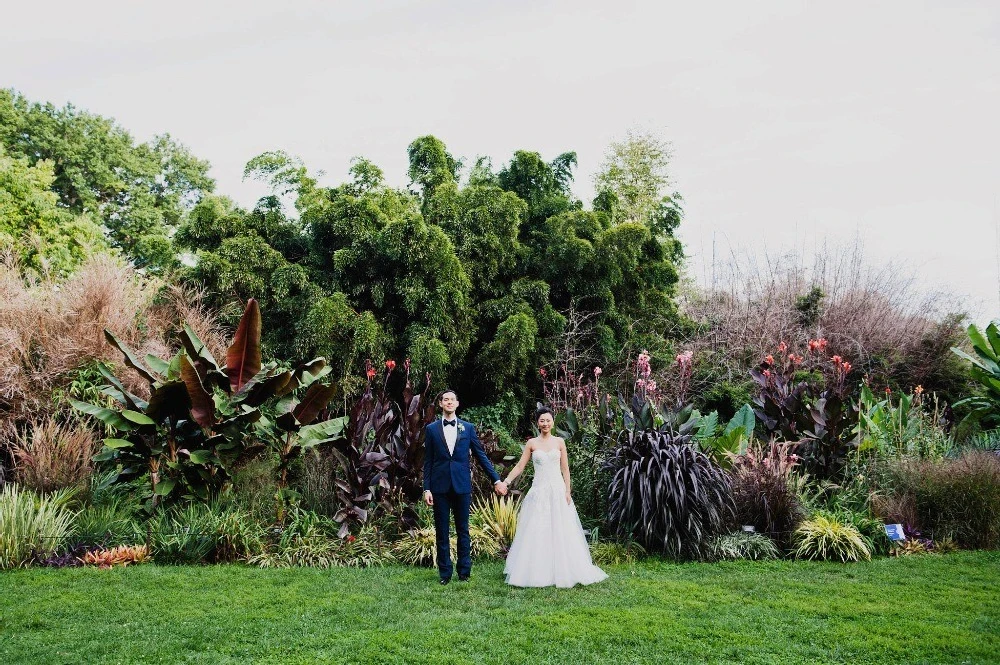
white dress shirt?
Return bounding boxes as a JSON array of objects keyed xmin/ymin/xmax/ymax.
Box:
[{"xmin": 442, "ymin": 416, "xmax": 458, "ymax": 455}]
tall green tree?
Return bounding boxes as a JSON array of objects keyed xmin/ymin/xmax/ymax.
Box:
[
  {"xmin": 0, "ymin": 89, "xmax": 214, "ymax": 270},
  {"xmin": 0, "ymin": 146, "xmax": 106, "ymax": 275}
]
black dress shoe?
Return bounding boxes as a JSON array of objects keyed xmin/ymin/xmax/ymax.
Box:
[
  {"xmin": 439, "ymin": 577, "xmax": 451, "ymax": 585},
  {"xmin": 458, "ymin": 575, "xmax": 469, "ymax": 582}
]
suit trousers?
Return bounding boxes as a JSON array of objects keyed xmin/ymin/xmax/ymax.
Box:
[{"xmin": 432, "ymin": 489, "xmax": 472, "ymax": 580}]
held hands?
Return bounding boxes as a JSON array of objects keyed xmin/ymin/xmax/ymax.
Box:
[{"xmin": 494, "ymin": 481, "xmax": 508, "ymax": 496}]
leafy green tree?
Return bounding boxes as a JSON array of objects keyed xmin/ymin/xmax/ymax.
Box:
[
  {"xmin": 0, "ymin": 89, "xmax": 213, "ymax": 270},
  {"xmin": 0, "ymin": 146, "xmax": 105, "ymax": 275}
]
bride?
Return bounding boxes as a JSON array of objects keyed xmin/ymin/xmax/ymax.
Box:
[{"xmin": 501, "ymin": 406, "xmax": 608, "ymax": 588}]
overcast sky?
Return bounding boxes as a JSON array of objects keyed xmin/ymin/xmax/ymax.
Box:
[{"xmin": 5, "ymin": 0, "xmax": 999, "ymax": 320}]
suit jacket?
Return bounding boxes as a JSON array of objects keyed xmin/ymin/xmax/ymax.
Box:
[{"xmin": 422, "ymin": 417, "xmax": 500, "ymax": 494}]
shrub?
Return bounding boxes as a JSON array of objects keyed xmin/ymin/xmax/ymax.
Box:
[
  {"xmin": 471, "ymin": 494, "xmax": 520, "ymax": 555},
  {"xmin": 0, "ymin": 484, "xmax": 76, "ymax": 568},
  {"xmin": 249, "ymin": 508, "xmax": 393, "ymax": 568},
  {"xmin": 149, "ymin": 503, "xmax": 221, "ymax": 565},
  {"xmin": 793, "ymin": 514, "xmax": 871, "ymax": 562},
  {"xmin": 392, "ymin": 527, "xmax": 444, "ymax": 567},
  {"xmin": 0, "ymin": 254, "xmax": 226, "ymax": 434},
  {"xmin": 888, "ymin": 452, "xmax": 1000, "ymax": 549},
  {"xmin": 80, "ymin": 544, "xmax": 150, "ymax": 568},
  {"xmin": 589, "ymin": 540, "xmax": 646, "ymax": 565},
  {"xmin": 72, "ymin": 499, "xmax": 141, "ymax": 548},
  {"xmin": 728, "ymin": 441, "xmax": 805, "ymax": 548},
  {"xmin": 606, "ymin": 429, "xmax": 734, "ymax": 560},
  {"xmin": 709, "ymin": 532, "xmax": 781, "ymax": 561},
  {"xmin": 3, "ymin": 417, "xmax": 99, "ymax": 493}
]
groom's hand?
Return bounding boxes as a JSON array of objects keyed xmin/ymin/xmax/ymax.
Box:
[
  {"xmin": 494, "ymin": 481, "xmax": 508, "ymax": 496},
  {"xmin": 424, "ymin": 490, "xmax": 434, "ymax": 506}
]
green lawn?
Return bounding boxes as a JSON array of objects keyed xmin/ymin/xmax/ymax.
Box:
[{"xmin": 1, "ymin": 552, "xmax": 998, "ymax": 665}]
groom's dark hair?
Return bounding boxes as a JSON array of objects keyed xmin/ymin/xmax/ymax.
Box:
[{"xmin": 436, "ymin": 388, "xmax": 458, "ymax": 405}]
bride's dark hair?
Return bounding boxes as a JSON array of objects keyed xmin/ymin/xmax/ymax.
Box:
[{"xmin": 533, "ymin": 406, "xmax": 554, "ymax": 423}]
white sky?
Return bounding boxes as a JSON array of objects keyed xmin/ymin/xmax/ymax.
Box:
[{"xmin": 4, "ymin": 0, "xmax": 999, "ymax": 320}]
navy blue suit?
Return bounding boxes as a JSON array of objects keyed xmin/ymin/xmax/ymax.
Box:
[{"xmin": 423, "ymin": 417, "xmax": 500, "ymax": 580}]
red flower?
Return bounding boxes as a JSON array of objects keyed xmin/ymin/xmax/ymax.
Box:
[
  {"xmin": 885, "ymin": 387, "xmax": 892, "ymax": 395},
  {"xmin": 831, "ymin": 355, "xmax": 842, "ymax": 365},
  {"xmin": 778, "ymin": 341, "xmax": 788, "ymax": 353},
  {"xmin": 366, "ymin": 367, "xmax": 377, "ymax": 380},
  {"xmin": 764, "ymin": 354, "xmax": 774, "ymax": 365},
  {"xmin": 385, "ymin": 360, "xmax": 396, "ymax": 372},
  {"xmin": 763, "ymin": 369, "xmax": 772, "ymax": 378},
  {"xmin": 594, "ymin": 366, "xmax": 602, "ymax": 377},
  {"xmin": 539, "ymin": 368, "xmax": 547, "ymax": 378},
  {"xmin": 842, "ymin": 362, "xmax": 852, "ymax": 373},
  {"xmin": 346, "ymin": 535, "xmax": 356, "ymax": 543}
]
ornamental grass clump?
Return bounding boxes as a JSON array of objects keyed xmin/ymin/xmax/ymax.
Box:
[
  {"xmin": 888, "ymin": 452, "xmax": 1000, "ymax": 549},
  {"xmin": 0, "ymin": 484, "xmax": 76, "ymax": 568},
  {"xmin": 472, "ymin": 494, "xmax": 520, "ymax": 554},
  {"xmin": 3, "ymin": 417, "xmax": 100, "ymax": 494},
  {"xmin": 709, "ymin": 531, "xmax": 781, "ymax": 561},
  {"xmin": 793, "ymin": 514, "xmax": 871, "ymax": 562},
  {"xmin": 606, "ymin": 429, "xmax": 734, "ymax": 560},
  {"xmin": 589, "ymin": 540, "xmax": 646, "ymax": 565},
  {"xmin": 728, "ymin": 441, "xmax": 805, "ymax": 548}
]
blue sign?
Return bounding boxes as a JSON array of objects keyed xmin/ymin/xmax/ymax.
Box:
[{"xmin": 884, "ymin": 524, "xmax": 906, "ymax": 541}]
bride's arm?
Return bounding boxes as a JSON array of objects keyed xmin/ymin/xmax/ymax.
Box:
[
  {"xmin": 503, "ymin": 440, "xmax": 534, "ymax": 486},
  {"xmin": 559, "ymin": 439, "xmax": 572, "ymax": 503}
]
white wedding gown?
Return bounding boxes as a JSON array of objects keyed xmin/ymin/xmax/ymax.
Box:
[{"xmin": 504, "ymin": 448, "xmax": 608, "ymax": 588}]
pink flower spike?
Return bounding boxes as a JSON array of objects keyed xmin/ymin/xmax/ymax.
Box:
[{"xmin": 594, "ymin": 367, "xmax": 603, "ymax": 377}]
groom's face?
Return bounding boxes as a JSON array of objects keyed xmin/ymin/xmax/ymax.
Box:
[{"xmin": 439, "ymin": 392, "xmax": 459, "ymax": 413}]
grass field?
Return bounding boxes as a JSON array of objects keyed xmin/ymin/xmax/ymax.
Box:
[{"xmin": 1, "ymin": 552, "xmax": 998, "ymax": 664}]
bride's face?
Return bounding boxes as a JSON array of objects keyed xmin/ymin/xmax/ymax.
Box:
[{"xmin": 537, "ymin": 413, "xmax": 553, "ymax": 433}]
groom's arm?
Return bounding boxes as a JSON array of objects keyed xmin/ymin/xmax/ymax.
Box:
[
  {"xmin": 422, "ymin": 425, "xmax": 434, "ymax": 493},
  {"xmin": 468, "ymin": 423, "xmax": 502, "ymax": 486}
]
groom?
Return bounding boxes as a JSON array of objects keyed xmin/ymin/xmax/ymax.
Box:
[{"xmin": 423, "ymin": 388, "xmax": 507, "ymax": 584}]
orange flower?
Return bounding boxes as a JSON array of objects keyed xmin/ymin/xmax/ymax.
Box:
[{"xmin": 764, "ymin": 354, "xmax": 774, "ymax": 365}]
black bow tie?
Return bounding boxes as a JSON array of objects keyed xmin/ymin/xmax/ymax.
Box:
[{"xmin": 443, "ymin": 419, "xmax": 456, "ymax": 427}]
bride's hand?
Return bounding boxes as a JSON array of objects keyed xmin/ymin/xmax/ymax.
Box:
[{"xmin": 565, "ymin": 490, "xmax": 572, "ymax": 505}]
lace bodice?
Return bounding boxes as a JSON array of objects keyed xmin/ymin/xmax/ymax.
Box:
[{"xmin": 530, "ymin": 447, "xmax": 564, "ymax": 490}]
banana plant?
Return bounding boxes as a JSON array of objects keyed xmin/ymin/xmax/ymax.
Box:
[
  {"xmin": 952, "ymin": 320, "xmax": 1000, "ymax": 429},
  {"xmin": 71, "ymin": 299, "xmax": 330, "ymax": 510}
]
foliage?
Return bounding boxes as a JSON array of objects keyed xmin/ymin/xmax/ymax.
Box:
[
  {"xmin": 149, "ymin": 501, "xmax": 264, "ymax": 564},
  {"xmin": 793, "ymin": 514, "xmax": 872, "ymax": 562},
  {"xmin": 471, "ymin": 494, "xmax": 520, "ymax": 554},
  {"xmin": 751, "ymin": 339, "xmax": 856, "ymax": 479},
  {"xmin": 249, "ymin": 508, "xmax": 393, "ymax": 568},
  {"xmin": 0, "ymin": 89, "xmax": 214, "ymax": 271},
  {"xmin": 0, "ymin": 146, "xmax": 106, "ymax": 276},
  {"xmin": 73, "ymin": 299, "xmax": 331, "ymax": 510},
  {"xmin": 692, "ymin": 403, "xmax": 756, "ymax": 468},
  {"xmin": 72, "ymin": 498, "xmax": 141, "ymax": 548},
  {"xmin": 952, "ymin": 319, "xmax": 1000, "ymax": 430},
  {"xmin": 887, "ymin": 452, "xmax": 1000, "ymax": 549},
  {"xmin": 0, "ymin": 484, "xmax": 76, "ymax": 569},
  {"xmin": 605, "ymin": 428, "xmax": 734, "ymax": 559},
  {"xmin": 80, "ymin": 544, "xmax": 150, "ymax": 568},
  {"xmin": 179, "ymin": 135, "xmax": 685, "ymax": 405},
  {"xmin": 2, "ymin": 416, "xmax": 99, "ymax": 493},
  {"xmin": 391, "ymin": 526, "xmax": 445, "ymax": 567},
  {"xmin": 589, "ymin": 539, "xmax": 646, "ymax": 565},
  {"xmin": 709, "ymin": 531, "xmax": 781, "ymax": 561},
  {"xmin": 323, "ymin": 360, "xmax": 434, "ymax": 536},
  {"xmin": 728, "ymin": 441, "xmax": 805, "ymax": 548},
  {"xmin": 854, "ymin": 383, "xmax": 952, "ymax": 459}
]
